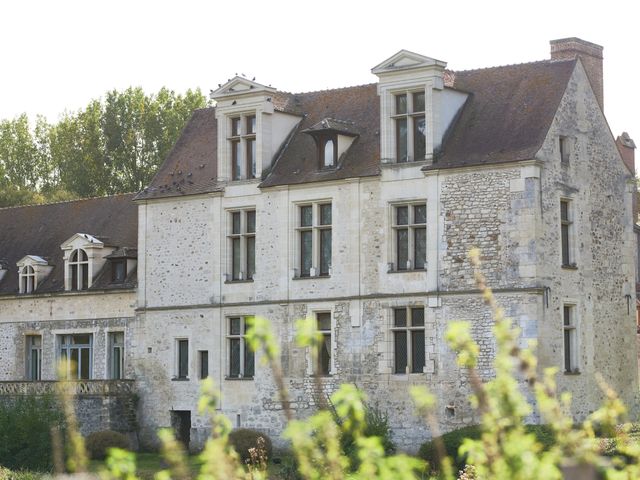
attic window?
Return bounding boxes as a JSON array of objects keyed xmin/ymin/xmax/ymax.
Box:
[
  {"xmin": 111, "ymin": 259, "xmax": 127, "ymax": 284},
  {"xmin": 393, "ymin": 92, "xmax": 426, "ymax": 162},
  {"xmin": 559, "ymin": 136, "xmax": 570, "ymax": 163},
  {"xmin": 229, "ymin": 114, "xmax": 257, "ymax": 180},
  {"xmin": 20, "ymin": 266, "xmax": 36, "ymax": 294},
  {"xmin": 69, "ymin": 249, "xmax": 89, "ymax": 291},
  {"xmin": 321, "ymin": 137, "xmax": 337, "ymax": 168}
]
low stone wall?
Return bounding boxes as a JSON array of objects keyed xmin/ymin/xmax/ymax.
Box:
[{"xmin": 0, "ymin": 380, "xmax": 137, "ymax": 436}]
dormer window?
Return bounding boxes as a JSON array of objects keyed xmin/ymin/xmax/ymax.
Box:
[
  {"xmin": 393, "ymin": 91, "xmax": 426, "ymax": 162},
  {"xmin": 318, "ymin": 136, "xmax": 338, "ymax": 169},
  {"xmin": 230, "ymin": 114, "xmax": 257, "ymax": 180},
  {"xmin": 111, "ymin": 259, "xmax": 127, "ymax": 284},
  {"xmin": 20, "ymin": 266, "xmax": 36, "ymax": 294},
  {"xmin": 69, "ymin": 249, "xmax": 89, "ymax": 291}
]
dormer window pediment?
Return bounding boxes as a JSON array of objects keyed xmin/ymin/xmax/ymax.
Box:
[{"xmin": 60, "ymin": 233, "xmax": 115, "ymax": 291}]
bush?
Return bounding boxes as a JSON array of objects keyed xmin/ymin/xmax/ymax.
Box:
[
  {"xmin": 85, "ymin": 430, "xmax": 131, "ymax": 460},
  {"xmin": 418, "ymin": 424, "xmax": 556, "ymax": 471},
  {"xmin": 0, "ymin": 395, "xmax": 65, "ymax": 472},
  {"xmin": 228, "ymin": 428, "xmax": 273, "ymax": 465}
]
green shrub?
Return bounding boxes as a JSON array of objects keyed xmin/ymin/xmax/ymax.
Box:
[
  {"xmin": 85, "ymin": 430, "xmax": 131, "ymax": 460},
  {"xmin": 0, "ymin": 395, "xmax": 65, "ymax": 472},
  {"xmin": 228, "ymin": 428, "xmax": 273, "ymax": 465},
  {"xmin": 418, "ymin": 424, "xmax": 556, "ymax": 471}
]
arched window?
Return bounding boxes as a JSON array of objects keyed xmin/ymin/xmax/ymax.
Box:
[
  {"xmin": 20, "ymin": 265, "xmax": 36, "ymax": 294},
  {"xmin": 69, "ymin": 249, "xmax": 89, "ymax": 290},
  {"xmin": 323, "ymin": 139, "xmax": 335, "ymax": 167}
]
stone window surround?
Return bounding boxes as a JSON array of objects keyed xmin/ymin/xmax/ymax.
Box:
[
  {"xmin": 173, "ymin": 337, "xmax": 190, "ymax": 381},
  {"xmin": 560, "ymin": 197, "xmax": 577, "ymax": 268},
  {"xmin": 388, "ymin": 200, "xmax": 427, "ymax": 273},
  {"xmin": 16, "ymin": 255, "xmax": 51, "ymax": 295},
  {"xmin": 562, "ymin": 302, "xmax": 580, "ymax": 374},
  {"xmin": 225, "ymin": 207, "xmax": 256, "ymax": 282},
  {"xmin": 19, "ymin": 265, "xmax": 36, "ymax": 294},
  {"xmin": 390, "ymin": 306, "xmax": 426, "ymax": 375},
  {"xmin": 57, "ymin": 331, "xmax": 94, "ymax": 380},
  {"xmin": 292, "ymin": 200, "xmax": 333, "ymax": 279},
  {"xmin": 304, "ymin": 308, "xmax": 336, "ymax": 377},
  {"xmin": 229, "ymin": 113, "xmax": 257, "ymax": 180},
  {"xmin": 25, "ymin": 334, "xmax": 42, "ymax": 381},
  {"xmin": 380, "ymin": 302, "xmax": 427, "ymax": 376},
  {"xmin": 559, "ymin": 135, "xmax": 573, "ymax": 164},
  {"xmin": 107, "ymin": 330, "xmax": 125, "ymax": 380}
]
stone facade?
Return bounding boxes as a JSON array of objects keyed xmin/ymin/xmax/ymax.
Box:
[{"xmin": 0, "ymin": 39, "xmax": 637, "ymax": 454}]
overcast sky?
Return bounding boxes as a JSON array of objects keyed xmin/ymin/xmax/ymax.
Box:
[{"xmin": 1, "ymin": 0, "xmax": 637, "ymax": 143}]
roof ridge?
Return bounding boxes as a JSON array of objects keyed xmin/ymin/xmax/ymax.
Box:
[
  {"xmin": 0, "ymin": 192, "xmax": 136, "ymax": 211},
  {"xmin": 452, "ymin": 58, "xmax": 574, "ymax": 75},
  {"xmin": 279, "ymin": 82, "xmax": 376, "ymax": 97}
]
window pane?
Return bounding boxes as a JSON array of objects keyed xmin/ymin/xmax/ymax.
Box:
[
  {"xmin": 71, "ymin": 264, "xmax": 78, "ymax": 291},
  {"xmin": 320, "ymin": 333, "xmax": 331, "ymax": 375},
  {"xmin": 397, "ymin": 228, "xmax": 408, "ymax": 270},
  {"xmin": 247, "ymin": 139, "xmax": 256, "ymax": 179},
  {"xmin": 411, "ymin": 330, "xmax": 425, "ymax": 373},
  {"xmin": 230, "ymin": 338, "xmax": 240, "ymax": 376},
  {"xmin": 414, "ymin": 204, "xmax": 426, "ymax": 224},
  {"xmin": 320, "ymin": 229, "xmax": 331, "ymax": 276},
  {"xmin": 232, "ymin": 141, "xmax": 242, "ymax": 180},
  {"xmin": 81, "ymin": 263, "xmax": 88, "ymax": 290},
  {"xmin": 396, "ymin": 206, "xmax": 408, "ymax": 225},
  {"xmin": 394, "ymin": 331, "xmax": 407, "ymax": 374},
  {"xmin": 320, "ymin": 204, "xmax": 332, "ymax": 226},
  {"xmin": 563, "ymin": 306, "xmax": 572, "ymax": 326},
  {"xmin": 30, "ymin": 349, "xmax": 40, "ymax": 380},
  {"xmin": 80, "ymin": 250, "xmax": 88, "ymax": 261},
  {"xmin": 231, "ymin": 117, "xmax": 241, "ymax": 136},
  {"xmin": 560, "ymin": 201, "xmax": 569, "ymax": 221},
  {"xmin": 300, "ymin": 230, "xmax": 312, "ymax": 277},
  {"xmin": 414, "ymin": 227, "xmax": 426, "ymax": 269},
  {"xmin": 230, "ymin": 317, "xmax": 241, "ymax": 335},
  {"xmin": 396, "ymin": 118, "xmax": 408, "ymax": 162},
  {"xmin": 414, "ymin": 116, "xmax": 426, "ymax": 161},
  {"xmin": 316, "ymin": 312, "xmax": 331, "ymax": 331},
  {"xmin": 112, "ymin": 347, "xmax": 122, "ymax": 379},
  {"xmin": 244, "ymin": 343, "xmax": 255, "ymax": 377},
  {"xmin": 73, "ymin": 335, "xmax": 91, "ymax": 345},
  {"xmin": 324, "ymin": 139, "xmax": 335, "ymax": 167},
  {"xmin": 112, "ymin": 260, "xmax": 126, "ymax": 283},
  {"xmin": 246, "ymin": 210, "xmax": 256, "ymax": 233},
  {"xmin": 231, "ymin": 212, "xmax": 241, "ymax": 234},
  {"xmin": 395, "ymin": 94, "xmax": 407, "ymax": 114},
  {"xmin": 232, "ymin": 238, "xmax": 241, "ymax": 280},
  {"xmin": 178, "ymin": 340, "xmax": 188, "ymax": 378},
  {"xmin": 70, "ymin": 349, "xmax": 79, "ymax": 379},
  {"xmin": 413, "ymin": 92, "xmax": 425, "ymax": 112},
  {"xmin": 561, "ymin": 224, "xmax": 570, "ymax": 265},
  {"xmin": 246, "ymin": 115, "xmax": 256, "ymax": 135},
  {"xmin": 200, "ymin": 351, "xmax": 209, "ymax": 379},
  {"xmin": 394, "ymin": 308, "xmax": 407, "ymax": 327},
  {"xmin": 564, "ymin": 329, "xmax": 571, "ymax": 372},
  {"xmin": 300, "ymin": 206, "xmax": 312, "ymax": 227},
  {"xmin": 246, "ymin": 236, "xmax": 255, "ymax": 280},
  {"xmin": 411, "ymin": 308, "xmax": 425, "ymax": 327}
]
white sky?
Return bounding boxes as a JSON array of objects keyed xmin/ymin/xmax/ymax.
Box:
[{"xmin": 1, "ymin": 0, "xmax": 638, "ymax": 144}]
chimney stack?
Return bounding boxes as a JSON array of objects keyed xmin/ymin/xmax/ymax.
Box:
[
  {"xmin": 550, "ymin": 37, "xmax": 604, "ymax": 110},
  {"xmin": 617, "ymin": 132, "xmax": 636, "ymax": 174}
]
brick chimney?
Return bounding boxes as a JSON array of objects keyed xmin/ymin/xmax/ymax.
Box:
[
  {"xmin": 617, "ymin": 132, "xmax": 636, "ymax": 174},
  {"xmin": 550, "ymin": 37, "xmax": 604, "ymax": 110}
]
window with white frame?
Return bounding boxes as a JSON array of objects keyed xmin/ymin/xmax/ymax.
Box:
[
  {"xmin": 20, "ymin": 266, "xmax": 36, "ymax": 294},
  {"xmin": 297, "ymin": 202, "xmax": 332, "ymax": 277},
  {"xmin": 391, "ymin": 307, "xmax": 425, "ymax": 374},
  {"xmin": 108, "ymin": 332, "xmax": 124, "ymax": 380},
  {"xmin": 176, "ymin": 339, "xmax": 189, "ymax": 379},
  {"xmin": 59, "ymin": 334, "xmax": 92, "ymax": 379},
  {"xmin": 227, "ymin": 316, "xmax": 255, "ymax": 378},
  {"xmin": 69, "ymin": 249, "xmax": 89, "ymax": 290},
  {"xmin": 391, "ymin": 203, "xmax": 426, "ymax": 271},
  {"xmin": 230, "ymin": 114, "xmax": 257, "ymax": 180},
  {"xmin": 315, "ymin": 312, "xmax": 332, "ymax": 376},
  {"xmin": 393, "ymin": 91, "xmax": 426, "ymax": 162},
  {"xmin": 228, "ymin": 209, "xmax": 256, "ymax": 281},
  {"xmin": 26, "ymin": 335, "xmax": 42, "ymax": 380},
  {"xmin": 560, "ymin": 199, "xmax": 574, "ymax": 267},
  {"xmin": 563, "ymin": 305, "xmax": 579, "ymax": 373}
]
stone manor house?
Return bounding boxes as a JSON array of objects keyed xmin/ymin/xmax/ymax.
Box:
[{"xmin": 1, "ymin": 37, "xmax": 638, "ymax": 451}]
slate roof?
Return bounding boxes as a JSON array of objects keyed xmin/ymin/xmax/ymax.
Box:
[
  {"xmin": 138, "ymin": 58, "xmax": 578, "ymax": 197},
  {"xmin": 0, "ymin": 193, "xmax": 138, "ymax": 295}
]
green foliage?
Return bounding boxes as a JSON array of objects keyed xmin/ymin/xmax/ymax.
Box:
[
  {"xmin": 0, "ymin": 467, "xmax": 42, "ymax": 480},
  {"xmin": 0, "ymin": 395, "xmax": 65, "ymax": 472},
  {"xmin": 418, "ymin": 425, "xmax": 482, "ymax": 471},
  {"xmin": 228, "ymin": 429, "xmax": 273, "ymax": 465},
  {"xmin": 0, "ymin": 87, "xmax": 208, "ymax": 207},
  {"xmin": 85, "ymin": 430, "xmax": 131, "ymax": 460}
]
